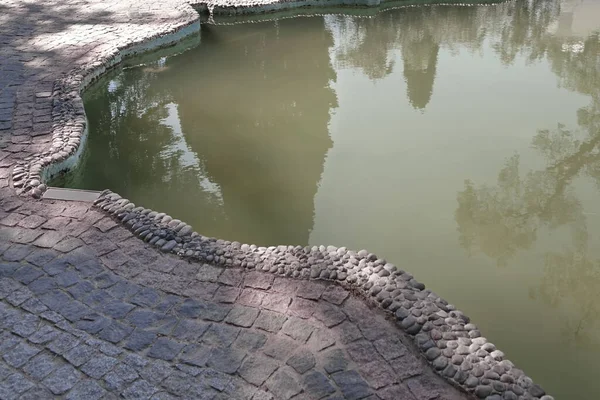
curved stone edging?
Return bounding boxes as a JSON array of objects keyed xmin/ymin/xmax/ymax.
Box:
[
  {"xmin": 93, "ymin": 190, "xmax": 552, "ymax": 400},
  {"xmin": 7, "ymin": 0, "xmax": 552, "ymax": 399}
]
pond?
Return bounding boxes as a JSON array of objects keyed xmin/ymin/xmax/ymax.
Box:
[{"xmin": 51, "ymin": 0, "xmax": 600, "ymax": 398}]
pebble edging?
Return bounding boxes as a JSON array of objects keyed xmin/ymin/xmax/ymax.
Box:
[{"xmin": 6, "ymin": 0, "xmax": 552, "ymax": 399}]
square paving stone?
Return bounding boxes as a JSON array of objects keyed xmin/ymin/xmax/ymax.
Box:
[
  {"xmin": 25, "ymin": 248, "xmax": 58, "ymax": 266},
  {"xmin": 253, "ymin": 310, "xmax": 287, "ymax": 333},
  {"xmin": 55, "ymin": 270, "xmax": 80, "ymax": 288},
  {"xmin": 124, "ymin": 328, "xmax": 157, "ymax": 351},
  {"xmin": 207, "ymin": 347, "xmax": 246, "ymax": 374},
  {"xmin": 406, "ymin": 376, "xmax": 442, "ymax": 400},
  {"xmin": 0, "ymin": 372, "xmax": 34, "ymax": 396},
  {"xmin": 160, "ymin": 371, "xmax": 194, "ymax": 396},
  {"xmin": 307, "ymin": 328, "xmax": 336, "ymax": 352},
  {"xmin": 234, "ymin": 329, "xmax": 267, "ymax": 352},
  {"xmin": 23, "ymin": 352, "xmax": 62, "ymax": 380},
  {"xmin": 28, "ymin": 325, "xmax": 59, "ymax": 344},
  {"xmin": 202, "ymin": 323, "xmax": 240, "ymax": 347},
  {"xmin": 106, "ymin": 281, "xmax": 141, "ymax": 300},
  {"xmin": 282, "ymin": 317, "xmax": 315, "ymax": 343},
  {"xmin": 220, "ymin": 376, "xmax": 257, "ymax": 400},
  {"xmin": 2, "ymin": 244, "xmax": 34, "ymax": 262},
  {"xmin": 287, "ymin": 297, "xmax": 317, "ymax": 319},
  {"xmin": 225, "ymin": 305, "xmax": 260, "ymax": 327},
  {"xmin": 18, "ymin": 214, "xmax": 47, "ymax": 229},
  {"xmin": 331, "ymin": 370, "xmax": 373, "ymax": 400},
  {"xmin": 321, "ymin": 286, "xmax": 350, "ymax": 305},
  {"xmin": 196, "ymin": 264, "xmax": 223, "ymax": 282},
  {"xmin": 217, "ymin": 268, "xmax": 243, "ymax": 286},
  {"xmin": 359, "ymin": 360, "xmax": 397, "ymax": 389},
  {"xmin": 65, "ymin": 379, "xmax": 106, "ymax": 400},
  {"xmin": 140, "ymin": 361, "xmax": 174, "ymax": 384},
  {"xmin": 3, "ymin": 342, "xmax": 40, "ymax": 367},
  {"xmin": 243, "ymin": 271, "xmax": 274, "ymax": 290},
  {"xmin": 53, "ymin": 237, "xmax": 84, "ymax": 253},
  {"xmin": 74, "ymin": 259, "xmax": 103, "ymax": 278},
  {"xmin": 238, "ymin": 355, "xmax": 279, "ymax": 386},
  {"xmin": 303, "ymin": 371, "xmax": 336, "ymax": 399},
  {"xmin": 322, "ymin": 348, "xmax": 349, "ymax": 374},
  {"xmin": 64, "ymin": 344, "xmax": 97, "ymax": 367},
  {"xmin": 346, "ymin": 340, "xmax": 383, "ymax": 365},
  {"xmin": 261, "ymin": 293, "xmax": 292, "ymax": 313},
  {"xmin": 104, "ymin": 363, "xmax": 139, "ymax": 391},
  {"xmin": 148, "ymin": 337, "xmax": 185, "ymax": 361},
  {"xmin": 332, "ymin": 321, "xmax": 364, "ymax": 344},
  {"xmin": 93, "ymin": 271, "xmax": 121, "ymax": 289},
  {"xmin": 262, "ymin": 335, "xmax": 297, "ymax": 361},
  {"xmin": 80, "ymin": 354, "xmax": 118, "ymax": 379},
  {"xmin": 21, "ymin": 297, "xmax": 47, "ymax": 314},
  {"xmin": 373, "ymin": 337, "xmax": 408, "ymax": 361},
  {"xmin": 28, "ymin": 276, "xmax": 57, "ymax": 295},
  {"xmin": 388, "ymin": 354, "xmax": 425, "ymax": 381},
  {"xmin": 46, "ymin": 332, "xmax": 80, "ymax": 355},
  {"xmin": 18, "ymin": 387, "xmax": 54, "ymax": 400},
  {"xmin": 296, "ymin": 282, "xmax": 325, "ymax": 300},
  {"xmin": 131, "ymin": 287, "xmax": 161, "ymax": 307},
  {"xmin": 98, "ymin": 321, "xmax": 133, "ymax": 343},
  {"xmin": 13, "ymin": 264, "xmax": 43, "ymax": 285},
  {"xmin": 265, "ymin": 368, "xmax": 302, "ymax": 400},
  {"xmin": 176, "ymin": 298, "xmax": 231, "ymax": 321},
  {"xmin": 42, "ymin": 364, "xmax": 82, "ymax": 395},
  {"xmin": 67, "ymin": 281, "xmax": 95, "ymax": 300},
  {"xmin": 314, "ymin": 302, "xmax": 347, "ymax": 328},
  {"xmin": 180, "ymin": 344, "xmax": 211, "ymax": 367},
  {"xmin": 237, "ymin": 288, "xmax": 265, "ymax": 308},
  {"xmin": 172, "ymin": 319, "xmax": 210, "ymax": 341},
  {"xmin": 378, "ymin": 384, "xmax": 416, "ymax": 400},
  {"xmin": 6, "ymin": 287, "xmax": 32, "ymax": 306},
  {"xmin": 287, "ymin": 349, "xmax": 316, "ymax": 374},
  {"xmin": 11, "ymin": 313, "xmax": 39, "ymax": 337},
  {"xmin": 122, "ymin": 379, "xmax": 158, "ymax": 399},
  {"xmin": 213, "ymin": 286, "xmax": 241, "ymax": 303}
]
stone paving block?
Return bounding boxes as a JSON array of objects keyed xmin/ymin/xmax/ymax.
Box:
[
  {"xmin": 406, "ymin": 375, "xmax": 442, "ymax": 400},
  {"xmin": 261, "ymin": 292, "xmax": 291, "ymax": 313},
  {"xmin": 331, "ymin": 370, "xmax": 373, "ymax": 400},
  {"xmin": 220, "ymin": 376, "xmax": 257, "ymax": 400},
  {"xmin": 322, "ymin": 348, "xmax": 349, "ymax": 374},
  {"xmin": 98, "ymin": 321, "xmax": 133, "ymax": 344},
  {"xmin": 19, "ymin": 387, "xmax": 55, "ymax": 400},
  {"xmin": 34, "ymin": 230, "xmax": 65, "ymax": 248},
  {"xmin": 183, "ymin": 281, "xmax": 219, "ymax": 300},
  {"xmin": 373, "ymin": 337, "xmax": 408, "ymax": 361},
  {"xmin": 225, "ymin": 304, "xmax": 260, "ymax": 327},
  {"xmin": 42, "ymin": 364, "xmax": 82, "ymax": 395},
  {"xmin": 25, "ymin": 248, "xmax": 58, "ymax": 266},
  {"xmin": 160, "ymin": 371, "xmax": 194, "ymax": 396},
  {"xmin": 64, "ymin": 344, "xmax": 97, "ymax": 367},
  {"xmin": 66, "ymin": 379, "xmax": 107, "ymax": 400},
  {"xmin": 12, "ymin": 264, "xmax": 44, "ymax": 285},
  {"xmin": 28, "ymin": 276, "xmax": 58, "ymax": 294},
  {"xmin": 234, "ymin": 329, "xmax": 267, "ymax": 352},
  {"xmin": 140, "ymin": 361, "xmax": 174, "ymax": 384},
  {"xmin": 207, "ymin": 346, "xmax": 245, "ymax": 374},
  {"xmin": 196, "ymin": 264, "xmax": 223, "ymax": 282},
  {"xmin": 287, "ymin": 297, "xmax": 316, "ymax": 319},
  {"xmin": 3, "ymin": 341, "xmax": 41, "ymax": 368},
  {"xmin": 265, "ymin": 368, "xmax": 302, "ymax": 400},
  {"xmin": 332, "ymin": 320, "xmax": 363, "ymax": 344},
  {"xmin": 359, "ymin": 360, "xmax": 397, "ymax": 389},
  {"xmin": 287, "ymin": 349, "xmax": 316, "ymax": 374},
  {"xmin": 296, "ymin": 281, "xmax": 325, "ymax": 300},
  {"xmin": 180, "ymin": 344, "xmax": 211, "ymax": 367},
  {"xmin": 23, "ymin": 352, "xmax": 62, "ymax": 380},
  {"xmin": 281, "ymin": 316, "xmax": 316, "ymax": 343},
  {"xmin": 238, "ymin": 354, "xmax": 279, "ymax": 386},
  {"xmin": 237, "ymin": 288, "xmax": 265, "ymax": 308},
  {"xmin": 6, "ymin": 287, "xmax": 32, "ymax": 306},
  {"xmin": 122, "ymin": 379, "xmax": 159, "ymax": 399},
  {"xmin": 2, "ymin": 244, "xmax": 34, "ymax": 261},
  {"xmin": 176, "ymin": 298, "xmax": 231, "ymax": 321},
  {"xmin": 389, "ymin": 354, "xmax": 425, "ymax": 380},
  {"xmin": 253, "ymin": 309, "xmax": 287, "ymax": 332},
  {"xmin": 346, "ymin": 340, "xmax": 384, "ymax": 365},
  {"xmin": 80, "ymin": 354, "xmax": 119, "ymax": 379},
  {"xmin": 104, "ymin": 363, "xmax": 139, "ymax": 391},
  {"xmin": 11, "ymin": 312, "xmax": 39, "ymax": 337},
  {"xmin": 244, "ymin": 271, "xmax": 274, "ymax": 290},
  {"xmin": 47, "ymin": 331, "xmax": 80, "ymax": 355},
  {"xmin": 307, "ymin": 328, "xmax": 336, "ymax": 352},
  {"xmin": 213, "ymin": 285, "xmax": 241, "ymax": 303},
  {"xmin": 0, "ymin": 372, "xmax": 35, "ymax": 397},
  {"xmin": 21, "ymin": 297, "xmax": 48, "ymax": 314},
  {"xmin": 377, "ymin": 384, "xmax": 417, "ymax": 400},
  {"xmin": 303, "ymin": 371, "xmax": 337, "ymax": 399},
  {"xmin": 314, "ymin": 302, "xmax": 347, "ymax": 328},
  {"xmin": 148, "ymin": 337, "xmax": 185, "ymax": 361},
  {"xmin": 18, "ymin": 214, "xmax": 46, "ymax": 229},
  {"xmin": 172, "ymin": 319, "xmax": 210, "ymax": 341},
  {"xmin": 321, "ymin": 285, "xmax": 350, "ymax": 305},
  {"xmin": 28, "ymin": 325, "xmax": 59, "ymax": 344},
  {"xmin": 262, "ymin": 335, "xmax": 297, "ymax": 361},
  {"xmin": 217, "ymin": 268, "xmax": 243, "ymax": 286}
]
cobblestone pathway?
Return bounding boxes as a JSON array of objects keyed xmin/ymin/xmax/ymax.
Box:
[{"xmin": 0, "ymin": 198, "xmax": 469, "ymax": 399}]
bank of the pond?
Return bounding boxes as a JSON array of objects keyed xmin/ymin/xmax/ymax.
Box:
[{"xmin": 1, "ymin": 0, "xmax": 552, "ymax": 399}]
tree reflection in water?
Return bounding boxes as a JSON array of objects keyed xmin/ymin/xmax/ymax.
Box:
[{"xmin": 456, "ymin": 2, "xmax": 600, "ymax": 341}]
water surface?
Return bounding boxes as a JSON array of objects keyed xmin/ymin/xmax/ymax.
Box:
[{"xmin": 53, "ymin": 1, "xmax": 600, "ymax": 398}]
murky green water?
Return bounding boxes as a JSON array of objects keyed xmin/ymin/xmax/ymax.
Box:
[{"xmin": 53, "ymin": 0, "xmax": 600, "ymax": 397}]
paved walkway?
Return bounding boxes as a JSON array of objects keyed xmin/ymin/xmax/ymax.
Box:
[{"xmin": 0, "ymin": 0, "xmax": 549, "ymax": 400}]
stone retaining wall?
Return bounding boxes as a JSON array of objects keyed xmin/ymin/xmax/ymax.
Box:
[{"xmin": 6, "ymin": 0, "xmax": 552, "ymax": 399}]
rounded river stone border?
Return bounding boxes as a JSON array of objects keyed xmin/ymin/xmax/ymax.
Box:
[{"xmin": 7, "ymin": 0, "xmax": 552, "ymax": 399}]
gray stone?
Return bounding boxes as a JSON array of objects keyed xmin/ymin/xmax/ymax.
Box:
[
  {"xmin": 331, "ymin": 370, "xmax": 372, "ymax": 400},
  {"xmin": 64, "ymin": 344, "xmax": 97, "ymax": 367},
  {"xmin": 253, "ymin": 309, "xmax": 287, "ymax": 332},
  {"xmin": 238, "ymin": 355, "xmax": 279, "ymax": 386},
  {"xmin": 80, "ymin": 354, "xmax": 118, "ymax": 379},
  {"xmin": 148, "ymin": 338, "xmax": 185, "ymax": 361},
  {"xmin": 323, "ymin": 349, "xmax": 349, "ymax": 374},
  {"xmin": 266, "ymin": 369, "xmax": 302, "ymax": 400},
  {"xmin": 23, "ymin": 352, "xmax": 62, "ymax": 380},
  {"xmin": 123, "ymin": 379, "xmax": 158, "ymax": 399},
  {"xmin": 304, "ymin": 371, "xmax": 336, "ymax": 399},
  {"xmin": 207, "ymin": 347, "xmax": 245, "ymax": 374},
  {"xmin": 42, "ymin": 364, "xmax": 82, "ymax": 394},
  {"xmin": 2, "ymin": 342, "xmax": 40, "ymax": 367},
  {"xmin": 66, "ymin": 380, "xmax": 107, "ymax": 400},
  {"xmin": 287, "ymin": 349, "xmax": 316, "ymax": 374},
  {"xmin": 225, "ymin": 305, "xmax": 260, "ymax": 327}
]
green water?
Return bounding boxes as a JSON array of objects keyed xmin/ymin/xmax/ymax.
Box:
[{"xmin": 53, "ymin": 0, "xmax": 600, "ymax": 397}]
